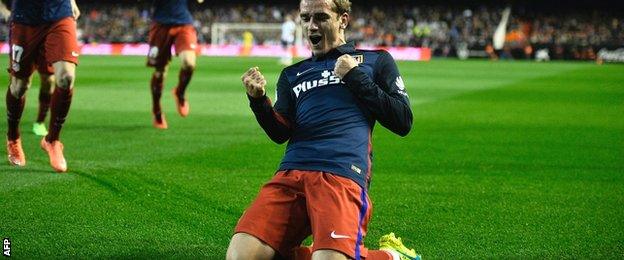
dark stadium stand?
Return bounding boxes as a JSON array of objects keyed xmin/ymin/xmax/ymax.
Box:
[{"xmin": 0, "ymin": 1, "xmax": 622, "ymax": 60}]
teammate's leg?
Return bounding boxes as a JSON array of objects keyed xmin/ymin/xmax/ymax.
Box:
[
  {"xmin": 172, "ymin": 50, "xmax": 195, "ymax": 117},
  {"xmin": 33, "ymin": 72, "xmax": 54, "ymax": 136},
  {"xmin": 46, "ymin": 61, "xmax": 75, "ymax": 142},
  {"xmin": 226, "ymin": 233, "xmax": 276, "ymax": 260},
  {"xmin": 172, "ymin": 24, "xmax": 198, "ymax": 118},
  {"xmin": 36, "ymin": 16, "xmax": 79, "ymax": 172},
  {"xmin": 7, "ymin": 19, "xmax": 41, "ymax": 166},
  {"xmin": 40, "ymin": 61, "xmax": 74, "ymax": 172},
  {"xmin": 6, "ymin": 76, "xmax": 32, "ymax": 166},
  {"xmin": 151, "ymin": 66, "xmax": 168, "ymax": 129},
  {"xmin": 147, "ymin": 23, "xmax": 173, "ymax": 128}
]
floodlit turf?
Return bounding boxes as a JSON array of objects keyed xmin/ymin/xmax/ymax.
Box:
[{"xmin": 1, "ymin": 55, "xmax": 623, "ymax": 258}]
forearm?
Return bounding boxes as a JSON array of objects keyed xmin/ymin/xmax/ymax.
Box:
[
  {"xmin": 342, "ymin": 68, "xmax": 413, "ymax": 136},
  {"xmin": 70, "ymin": 0, "xmax": 80, "ymax": 19},
  {"xmin": 248, "ymin": 94, "xmax": 292, "ymax": 143}
]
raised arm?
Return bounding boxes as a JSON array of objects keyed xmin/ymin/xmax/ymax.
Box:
[
  {"xmin": 70, "ymin": 0, "xmax": 80, "ymax": 19},
  {"xmin": 334, "ymin": 51, "xmax": 413, "ymax": 136},
  {"xmin": 242, "ymin": 67, "xmax": 294, "ymax": 144}
]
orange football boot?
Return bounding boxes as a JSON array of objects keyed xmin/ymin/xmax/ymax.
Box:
[
  {"xmin": 172, "ymin": 87, "xmax": 189, "ymax": 117},
  {"xmin": 153, "ymin": 113, "xmax": 168, "ymax": 129},
  {"xmin": 7, "ymin": 138, "xmax": 26, "ymax": 166},
  {"xmin": 40, "ymin": 138, "xmax": 67, "ymax": 173}
]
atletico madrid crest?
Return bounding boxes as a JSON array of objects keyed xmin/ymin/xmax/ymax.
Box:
[{"xmin": 352, "ymin": 55, "xmax": 364, "ymax": 63}]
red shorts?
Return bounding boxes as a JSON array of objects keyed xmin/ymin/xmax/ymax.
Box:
[
  {"xmin": 9, "ymin": 17, "xmax": 79, "ymax": 79},
  {"xmin": 146, "ymin": 23, "xmax": 198, "ymax": 69},
  {"xmin": 35, "ymin": 56, "xmax": 54, "ymax": 75},
  {"xmin": 235, "ymin": 170, "xmax": 373, "ymax": 259}
]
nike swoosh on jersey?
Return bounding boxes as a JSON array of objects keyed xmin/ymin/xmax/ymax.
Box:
[
  {"xmin": 297, "ymin": 68, "xmax": 314, "ymax": 77},
  {"xmin": 330, "ymin": 231, "xmax": 350, "ymax": 239}
]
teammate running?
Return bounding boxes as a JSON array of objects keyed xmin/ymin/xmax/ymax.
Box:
[
  {"xmin": 5, "ymin": 0, "xmax": 80, "ymax": 173},
  {"xmin": 0, "ymin": 2, "xmax": 55, "ymax": 137},
  {"xmin": 147, "ymin": 0, "xmax": 203, "ymax": 129}
]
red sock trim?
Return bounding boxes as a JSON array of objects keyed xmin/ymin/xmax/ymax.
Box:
[
  {"xmin": 46, "ymin": 87, "xmax": 73, "ymax": 142},
  {"xmin": 175, "ymin": 68, "xmax": 194, "ymax": 100},
  {"xmin": 6, "ymin": 88, "xmax": 26, "ymax": 140},
  {"xmin": 150, "ymin": 74, "xmax": 164, "ymax": 115},
  {"xmin": 37, "ymin": 90, "xmax": 52, "ymax": 123}
]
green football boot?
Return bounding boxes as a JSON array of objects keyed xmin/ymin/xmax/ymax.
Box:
[
  {"xmin": 379, "ymin": 232, "xmax": 422, "ymax": 260},
  {"xmin": 33, "ymin": 122, "xmax": 48, "ymax": 136}
]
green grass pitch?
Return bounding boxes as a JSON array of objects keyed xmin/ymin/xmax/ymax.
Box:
[{"xmin": 0, "ymin": 55, "xmax": 623, "ymax": 258}]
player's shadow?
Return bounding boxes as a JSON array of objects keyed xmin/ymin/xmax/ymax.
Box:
[
  {"xmin": 69, "ymin": 123, "xmax": 148, "ymax": 132},
  {"xmin": 0, "ymin": 165, "xmax": 59, "ymax": 174},
  {"xmin": 72, "ymin": 170, "xmax": 121, "ymax": 193}
]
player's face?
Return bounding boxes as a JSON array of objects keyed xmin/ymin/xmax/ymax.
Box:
[{"xmin": 300, "ymin": 0, "xmax": 348, "ymax": 56}]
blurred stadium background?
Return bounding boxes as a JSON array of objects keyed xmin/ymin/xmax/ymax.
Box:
[
  {"xmin": 0, "ymin": 0, "xmax": 623, "ymax": 258},
  {"xmin": 1, "ymin": 0, "xmax": 622, "ymax": 61}
]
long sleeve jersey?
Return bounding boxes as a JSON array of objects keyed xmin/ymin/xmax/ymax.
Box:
[{"xmin": 249, "ymin": 42, "xmax": 412, "ymax": 189}]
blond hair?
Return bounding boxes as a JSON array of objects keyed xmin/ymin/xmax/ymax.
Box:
[{"xmin": 331, "ymin": 0, "xmax": 351, "ymax": 15}]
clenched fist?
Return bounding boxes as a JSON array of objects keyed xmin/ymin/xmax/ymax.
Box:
[
  {"xmin": 334, "ymin": 54, "xmax": 360, "ymax": 79},
  {"xmin": 241, "ymin": 67, "xmax": 267, "ymax": 98}
]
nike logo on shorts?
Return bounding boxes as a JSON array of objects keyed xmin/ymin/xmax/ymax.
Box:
[{"xmin": 330, "ymin": 231, "xmax": 350, "ymax": 239}]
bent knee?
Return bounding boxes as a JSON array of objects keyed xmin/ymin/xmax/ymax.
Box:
[
  {"xmin": 45, "ymin": 76, "xmax": 56, "ymax": 86},
  {"xmin": 9, "ymin": 78, "xmax": 31, "ymax": 97},
  {"xmin": 56, "ymin": 73, "xmax": 75, "ymax": 89},
  {"xmin": 226, "ymin": 233, "xmax": 275, "ymax": 260},
  {"xmin": 226, "ymin": 245, "xmax": 259, "ymax": 260},
  {"xmin": 181, "ymin": 60, "xmax": 196, "ymax": 71},
  {"xmin": 225, "ymin": 249, "xmax": 252, "ymax": 260},
  {"xmin": 180, "ymin": 51, "xmax": 196, "ymax": 70}
]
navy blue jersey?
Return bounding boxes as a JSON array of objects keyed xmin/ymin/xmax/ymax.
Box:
[
  {"xmin": 10, "ymin": 0, "xmax": 73, "ymax": 25},
  {"xmin": 248, "ymin": 42, "xmax": 412, "ymax": 189},
  {"xmin": 152, "ymin": 0, "xmax": 193, "ymax": 25}
]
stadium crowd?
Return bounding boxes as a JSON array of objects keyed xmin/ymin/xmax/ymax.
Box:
[{"xmin": 1, "ymin": 3, "xmax": 621, "ymax": 60}]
